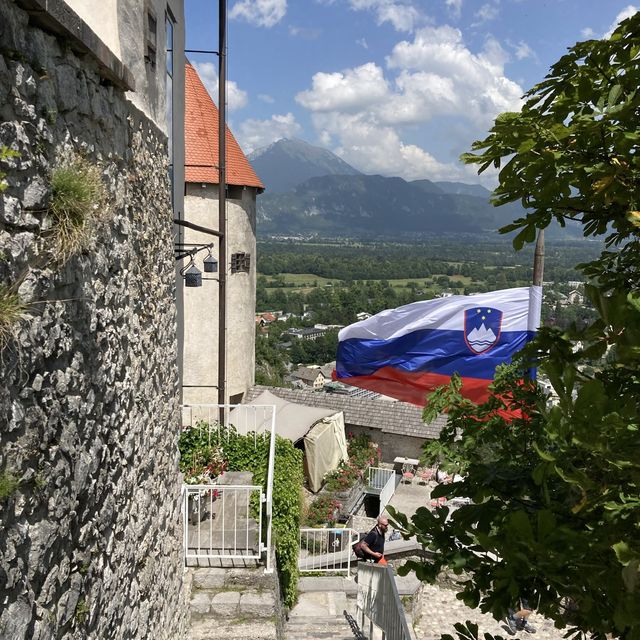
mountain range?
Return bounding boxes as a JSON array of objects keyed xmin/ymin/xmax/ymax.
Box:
[{"xmin": 249, "ymin": 139, "xmax": 573, "ymax": 239}]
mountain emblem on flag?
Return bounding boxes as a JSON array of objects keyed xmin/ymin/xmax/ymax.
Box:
[{"xmin": 464, "ymin": 307, "xmax": 503, "ymax": 354}]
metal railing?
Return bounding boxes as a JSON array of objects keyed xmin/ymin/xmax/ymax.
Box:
[
  {"xmin": 368, "ymin": 467, "xmax": 397, "ymax": 516},
  {"xmin": 368, "ymin": 467, "xmax": 395, "ymax": 491},
  {"xmin": 183, "ymin": 484, "xmax": 263, "ymax": 561},
  {"xmin": 180, "ymin": 403, "xmax": 276, "ymax": 572},
  {"xmin": 356, "ymin": 562, "xmax": 412, "ymax": 640},
  {"xmin": 299, "ymin": 527, "xmax": 359, "ymax": 578}
]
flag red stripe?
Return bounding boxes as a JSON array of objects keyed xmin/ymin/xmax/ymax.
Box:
[{"xmin": 333, "ymin": 366, "xmax": 491, "ymax": 406}]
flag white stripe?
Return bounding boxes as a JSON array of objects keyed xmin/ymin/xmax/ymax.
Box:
[{"xmin": 338, "ymin": 286, "xmax": 541, "ymax": 342}]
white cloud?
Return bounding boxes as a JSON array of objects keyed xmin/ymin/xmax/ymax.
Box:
[
  {"xmin": 229, "ymin": 0, "xmax": 287, "ymax": 27},
  {"xmin": 192, "ymin": 62, "xmax": 248, "ymax": 111},
  {"xmin": 347, "ymin": 0, "xmax": 425, "ymax": 32},
  {"xmin": 258, "ymin": 93, "xmax": 275, "ymax": 104},
  {"xmin": 385, "ymin": 26, "xmax": 522, "ymax": 126},
  {"xmin": 474, "ymin": 1, "xmax": 499, "ymax": 24},
  {"xmin": 237, "ymin": 113, "xmax": 302, "ymax": 152},
  {"xmin": 356, "ymin": 37, "xmax": 369, "ymax": 49},
  {"xmin": 295, "ymin": 24, "xmax": 522, "ymax": 185},
  {"xmin": 313, "ymin": 111, "xmax": 458, "ymax": 180},
  {"xmin": 513, "ymin": 40, "xmax": 534, "ymax": 60},
  {"xmin": 604, "ymin": 5, "xmax": 638, "ymax": 38},
  {"xmin": 445, "ymin": 0, "xmax": 462, "ymax": 19},
  {"xmin": 289, "ymin": 25, "xmax": 322, "ymax": 39},
  {"xmin": 581, "ymin": 27, "xmax": 595, "ymax": 38},
  {"xmin": 296, "ymin": 63, "xmax": 389, "ymax": 112}
]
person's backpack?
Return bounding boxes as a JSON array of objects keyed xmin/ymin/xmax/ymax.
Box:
[{"xmin": 352, "ymin": 539, "xmax": 365, "ymax": 559}]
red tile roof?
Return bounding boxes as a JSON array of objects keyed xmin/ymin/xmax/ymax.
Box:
[{"xmin": 185, "ymin": 63, "xmax": 264, "ymax": 189}]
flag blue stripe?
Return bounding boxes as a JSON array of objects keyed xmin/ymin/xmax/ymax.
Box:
[{"xmin": 336, "ymin": 328, "xmax": 535, "ymax": 380}]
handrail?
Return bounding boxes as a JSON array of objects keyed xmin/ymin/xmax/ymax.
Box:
[
  {"xmin": 298, "ymin": 527, "xmax": 359, "ymax": 578},
  {"xmin": 264, "ymin": 405, "xmax": 276, "ymax": 573},
  {"xmin": 356, "ymin": 563, "xmax": 412, "ymax": 640},
  {"xmin": 379, "ymin": 472, "xmax": 396, "ymax": 515}
]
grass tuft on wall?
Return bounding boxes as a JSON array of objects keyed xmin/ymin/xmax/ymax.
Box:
[
  {"xmin": 0, "ymin": 285, "xmax": 26, "ymax": 349},
  {"xmin": 49, "ymin": 157, "xmax": 107, "ymax": 261},
  {"xmin": 0, "ymin": 471, "xmax": 20, "ymax": 501}
]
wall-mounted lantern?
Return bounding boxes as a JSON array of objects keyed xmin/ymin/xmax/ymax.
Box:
[
  {"xmin": 203, "ymin": 251, "xmax": 218, "ymax": 273},
  {"xmin": 182, "ymin": 260, "xmax": 202, "ymax": 287}
]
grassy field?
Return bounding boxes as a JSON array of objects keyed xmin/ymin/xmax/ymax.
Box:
[{"xmin": 261, "ymin": 272, "xmax": 473, "ymax": 293}]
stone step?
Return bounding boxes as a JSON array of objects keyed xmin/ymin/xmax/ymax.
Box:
[
  {"xmin": 190, "ymin": 589, "xmax": 276, "ymax": 620},
  {"xmin": 287, "ymin": 615, "xmax": 354, "ymax": 626},
  {"xmin": 285, "ymin": 632, "xmax": 353, "ymax": 640},
  {"xmin": 190, "ymin": 618, "xmax": 277, "ymax": 640},
  {"xmin": 285, "ymin": 616, "xmax": 354, "ymax": 640}
]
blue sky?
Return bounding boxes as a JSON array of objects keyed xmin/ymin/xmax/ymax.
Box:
[{"xmin": 185, "ymin": 1, "xmax": 638, "ymax": 186}]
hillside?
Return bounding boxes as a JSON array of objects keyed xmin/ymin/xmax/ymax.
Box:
[
  {"xmin": 257, "ymin": 173, "xmax": 523, "ymax": 238},
  {"xmin": 251, "ymin": 139, "xmax": 578, "ymax": 240}
]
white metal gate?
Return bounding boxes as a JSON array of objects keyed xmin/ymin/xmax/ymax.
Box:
[
  {"xmin": 180, "ymin": 403, "xmax": 276, "ymax": 571},
  {"xmin": 183, "ymin": 484, "xmax": 264, "ymax": 561},
  {"xmin": 298, "ymin": 527, "xmax": 359, "ymax": 578}
]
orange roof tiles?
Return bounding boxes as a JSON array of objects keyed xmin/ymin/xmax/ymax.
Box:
[{"xmin": 185, "ymin": 62, "xmax": 264, "ymax": 189}]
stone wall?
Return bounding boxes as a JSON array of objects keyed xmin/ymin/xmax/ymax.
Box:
[
  {"xmin": 345, "ymin": 425, "xmax": 425, "ymax": 463},
  {"xmin": 0, "ymin": 1, "xmax": 187, "ymax": 638}
]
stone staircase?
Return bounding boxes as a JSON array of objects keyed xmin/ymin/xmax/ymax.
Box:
[
  {"xmin": 187, "ymin": 567, "xmax": 280, "ymax": 640},
  {"xmin": 285, "ymin": 591, "xmax": 356, "ymax": 640}
]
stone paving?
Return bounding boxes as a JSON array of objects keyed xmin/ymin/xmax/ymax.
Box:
[{"xmin": 413, "ymin": 582, "xmax": 568, "ymax": 640}]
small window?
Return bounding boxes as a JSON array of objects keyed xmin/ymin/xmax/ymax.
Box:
[
  {"xmin": 227, "ymin": 184, "xmax": 244, "ymax": 200},
  {"xmin": 231, "ymin": 252, "xmax": 251, "ymax": 273},
  {"xmin": 145, "ymin": 9, "xmax": 158, "ymax": 69}
]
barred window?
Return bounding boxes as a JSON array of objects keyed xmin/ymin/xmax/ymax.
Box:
[{"xmin": 230, "ymin": 253, "xmax": 251, "ymax": 273}]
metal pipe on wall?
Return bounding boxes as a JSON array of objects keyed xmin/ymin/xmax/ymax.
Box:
[{"xmin": 217, "ymin": 0, "xmax": 227, "ymax": 422}]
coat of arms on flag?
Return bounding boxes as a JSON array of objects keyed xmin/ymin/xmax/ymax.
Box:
[{"xmin": 464, "ymin": 307, "xmax": 503, "ymax": 354}]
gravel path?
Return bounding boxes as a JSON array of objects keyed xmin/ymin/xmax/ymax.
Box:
[{"xmin": 414, "ymin": 583, "xmax": 568, "ymax": 640}]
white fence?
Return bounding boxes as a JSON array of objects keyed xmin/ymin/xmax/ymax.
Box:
[
  {"xmin": 356, "ymin": 563, "xmax": 412, "ymax": 640},
  {"xmin": 299, "ymin": 527, "xmax": 359, "ymax": 578},
  {"xmin": 368, "ymin": 467, "xmax": 397, "ymax": 516},
  {"xmin": 180, "ymin": 403, "xmax": 276, "ymax": 572},
  {"xmin": 183, "ymin": 484, "xmax": 263, "ymax": 561}
]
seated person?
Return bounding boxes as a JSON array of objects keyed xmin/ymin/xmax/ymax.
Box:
[{"xmin": 506, "ymin": 599, "xmax": 536, "ymax": 634}]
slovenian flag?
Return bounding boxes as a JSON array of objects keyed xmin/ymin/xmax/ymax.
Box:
[{"xmin": 334, "ymin": 286, "xmax": 542, "ymax": 406}]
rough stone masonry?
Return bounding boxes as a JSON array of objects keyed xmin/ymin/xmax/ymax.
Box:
[{"xmin": 0, "ymin": 1, "xmax": 187, "ymax": 638}]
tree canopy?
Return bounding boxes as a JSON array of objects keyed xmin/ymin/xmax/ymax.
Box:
[{"xmin": 390, "ymin": 14, "xmax": 640, "ymax": 640}]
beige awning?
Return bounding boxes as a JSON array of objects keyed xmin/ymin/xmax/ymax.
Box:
[{"xmin": 231, "ymin": 389, "xmax": 348, "ymax": 492}]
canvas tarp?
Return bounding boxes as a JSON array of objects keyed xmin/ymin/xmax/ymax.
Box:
[
  {"xmin": 304, "ymin": 413, "xmax": 348, "ymax": 492},
  {"xmin": 230, "ymin": 389, "xmax": 348, "ymax": 492}
]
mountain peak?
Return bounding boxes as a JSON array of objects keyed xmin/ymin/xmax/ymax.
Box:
[{"xmin": 248, "ymin": 138, "xmax": 362, "ymax": 193}]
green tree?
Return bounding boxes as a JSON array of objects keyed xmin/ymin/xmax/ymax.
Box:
[{"xmin": 390, "ymin": 15, "xmax": 640, "ymax": 640}]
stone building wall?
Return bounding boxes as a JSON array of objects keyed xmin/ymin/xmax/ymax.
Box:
[
  {"xmin": 0, "ymin": 1, "xmax": 187, "ymax": 638},
  {"xmin": 345, "ymin": 425, "xmax": 425, "ymax": 463}
]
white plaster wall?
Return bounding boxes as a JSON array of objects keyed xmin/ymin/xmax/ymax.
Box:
[
  {"xmin": 65, "ymin": 0, "xmax": 121, "ymax": 56},
  {"xmin": 65, "ymin": 0, "xmax": 185, "ymax": 133},
  {"xmin": 181, "ymin": 184, "xmax": 257, "ymax": 405}
]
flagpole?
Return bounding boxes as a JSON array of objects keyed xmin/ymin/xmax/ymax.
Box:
[
  {"xmin": 533, "ymin": 230, "xmax": 544, "ymax": 286},
  {"xmin": 526, "ymin": 230, "xmax": 545, "ymax": 381}
]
